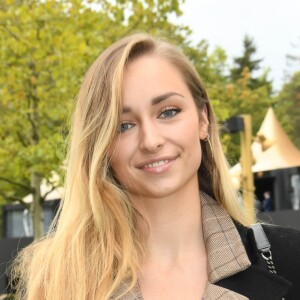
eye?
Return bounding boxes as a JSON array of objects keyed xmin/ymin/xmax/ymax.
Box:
[
  {"xmin": 159, "ymin": 107, "xmax": 181, "ymax": 119},
  {"xmin": 119, "ymin": 122, "xmax": 135, "ymax": 133}
]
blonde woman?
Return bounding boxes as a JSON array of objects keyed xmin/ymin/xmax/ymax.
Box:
[{"xmin": 13, "ymin": 33, "xmax": 300, "ymax": 300}]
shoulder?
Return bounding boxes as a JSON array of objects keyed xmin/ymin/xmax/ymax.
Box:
[
  {"xmin": 261, "ymin": 224, "xmax": 300, "ymax": 258},
  {"xmin": 240, "ymin": 223, "xmax": 300, "ymax": 267},
  {"xmin": 260, "ymin": 224, "xmax": 300, "ymax": 267},
  {"xmin": 235, "ymin": 221, "xmax": 300, "ymax": 256},
  {"xmin": 261, "ymin": 224, "xmax": 300, "ymax": 300},
  {"xmin": 261, "ymin": 223, "xmax": 300, "ymax": 239},
  {"xmin": 236, "ymin": 222, "xmax": 300, "ymax": 268}
]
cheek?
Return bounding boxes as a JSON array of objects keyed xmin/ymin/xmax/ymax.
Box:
[
  {"xmin": 183, "ymin": 116, "xmax": 202, "ymax": 142},
  {"xmin": 183, "ymin": 119, "xmax": 203, "ymax": 161},
  {"xmin": 108, "ymin": 140, "xmax": 131, "ymax": 182},
  {"xmin": 108, "ymin": 140, "xmax": 122, "ymax": 174}
]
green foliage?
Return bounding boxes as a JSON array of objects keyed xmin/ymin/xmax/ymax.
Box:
[
  {"xmin": 205, "ymin": 67, "xmax": 273, "ymax": 164},
  {"xmin": 0, "ymin": 0, "xmax": 286, "ymax": 238},
  {"xmin": 230, "ymin": 35, "xmax": 272, "ymax": 93},
  {"xmin": 181, "ymin": 36, "xmax": 275, "ymax": 164},
  {"xmin": 0, "ymin": 0, "xmax": 187, "ymax": 237},
  {"xmin": 276, "ymin": 71, "xmax": 300, "ymax": 149},
  {"xmin": 214, "ymin": 36, "xmax": 274, "ymax": 163}
]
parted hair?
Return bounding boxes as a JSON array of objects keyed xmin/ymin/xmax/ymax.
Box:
[{"xmin": 12, "ymin": 33, "xmax": 253, "ymax": 300}]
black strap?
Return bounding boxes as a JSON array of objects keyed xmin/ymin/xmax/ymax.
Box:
[
  {"xmin": 250, "ymin": 223, "xmax": 277, "ymax": 274},
  {"xmin": 250, "ymin": 224, "xmax": 287, "ymax": 300}
]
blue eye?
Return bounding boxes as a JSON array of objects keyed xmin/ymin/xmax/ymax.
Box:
[
  {"xmin": 120, "ymin": 122, "xmax": 135, "ymax": 132},
  {"xmin": 159, "ymin": 108, "xmax": 181, "ymax": 119}
]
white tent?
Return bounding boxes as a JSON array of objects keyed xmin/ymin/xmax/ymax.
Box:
[
  {"xmin": 252, "ymin": 108, "xmax": 300, "ymax": 172},
  {"xmin": 230, "ymin": 108, "xmax": 300, "ymax": 188}
]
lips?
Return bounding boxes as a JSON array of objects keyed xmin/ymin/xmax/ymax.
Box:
[
  {"xmin": 137, "ymin": 156, "xmax": 177, "ymax": 174},
  {"xmin": 143, "ymin": 160, "xmax": 170, "ymax": 168}
]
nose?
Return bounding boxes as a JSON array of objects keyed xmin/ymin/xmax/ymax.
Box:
[{"xmin": 139, "ymin": 121, "xmax": 164, "ymax": 152}]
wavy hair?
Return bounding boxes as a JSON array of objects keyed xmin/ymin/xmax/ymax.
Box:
[{"xmin": 12, "ymin": 33, "xmax": 253, "ymax": 300}]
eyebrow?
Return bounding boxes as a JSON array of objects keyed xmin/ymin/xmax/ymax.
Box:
[{"xmin": 122, "ymin": 92, "xmax": 184, "ymax": 113}]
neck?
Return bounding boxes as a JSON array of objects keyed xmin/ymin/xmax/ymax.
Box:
[{"xmin": 132, "ymin": 177, "xmax": 206, "ymax": 265}]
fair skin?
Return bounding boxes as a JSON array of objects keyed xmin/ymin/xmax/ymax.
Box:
[{"xmin": 110, "ymin": 55, "xmax": 209, "ymax": 299}]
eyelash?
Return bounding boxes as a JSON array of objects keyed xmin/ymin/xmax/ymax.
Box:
[
  {"xmin": 119, "ymin": 106, "xmax": 181, "ymax": 133},
  {"xmin": 119, "ymin": 122, "xmax": 135, "ymax": 133},
  {"xmin": 159, "ymin": 106, "xmax": 181, "ymax": 118}
]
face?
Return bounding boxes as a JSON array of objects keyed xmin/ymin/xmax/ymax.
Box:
[{"xmin": 109, "ymin": 55, "xmax": 208, "ymax": 201}]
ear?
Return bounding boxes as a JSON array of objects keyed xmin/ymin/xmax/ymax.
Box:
[{"xmin": 199, "ymin": 106, "xmax": 209, "ymax": 140}]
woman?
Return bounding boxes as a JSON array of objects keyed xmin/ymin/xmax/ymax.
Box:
[{"xmin": 13, "ymin": 33, "xmax": 300, "ymax": 300}]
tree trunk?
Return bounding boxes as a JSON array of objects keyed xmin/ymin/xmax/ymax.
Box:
[
  {"xmin": 28, "ymin": 59, "xmax": 44, "ymax": 240},
  {"xmin": 31, "ymin": 171, "xmax": 43, "ymax": 240}
]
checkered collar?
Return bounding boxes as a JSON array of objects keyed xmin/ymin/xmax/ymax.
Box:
[{"xmin": 200, "ymin": 192, "xmax": 251, "ymax": 283}]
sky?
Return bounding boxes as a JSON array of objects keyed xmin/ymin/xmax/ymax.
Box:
[{"xmin": 175, "ymin": 0, "xmax": 300, "ymax": 92}]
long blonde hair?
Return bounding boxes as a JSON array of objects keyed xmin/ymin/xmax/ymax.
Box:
[{"xmin": 12, "ymin": 33, "xmax": 253, "ymax": 300}]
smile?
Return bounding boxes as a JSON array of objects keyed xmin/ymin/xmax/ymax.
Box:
[
  {"xmin": 143, "ymin": 160, "xmax": 170, "ymax": 168},
  {"xmin": 139, "ymin": 157, "xmax": 176, "ymax": 174}
]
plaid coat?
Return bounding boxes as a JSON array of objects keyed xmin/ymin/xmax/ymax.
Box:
[{"xmin": 112, "ymin": 193, "xmax": 300, "ymax": 300}]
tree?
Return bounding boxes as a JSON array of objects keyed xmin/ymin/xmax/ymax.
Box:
[
  {"xmin": 178, "ymin": 36, "xmax": 274, "ymax": 164},
  {"xmin": 210, "ymin": 67, "xmax": 274, "ymax": 164},
  {"xmin": 0, "ymin": 0, "xmax": 187, "ymax": 239},
  {"xmin": 203, "ymin": 36, "xmax": 274, "ymax": 164},
  {"xmin": 276, "ymin": 71, "xmax": 300, "ymax": 149},
  {"xmin": 285, "ymin": 36, "xmax": 300, "ymax": 78},
  {"xmin": 230, "ymin": 35, "xmax": 272, "ymax": 93}
]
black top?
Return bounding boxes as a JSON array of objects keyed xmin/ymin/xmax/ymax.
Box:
[{"xmin": 215, "ymin": 222, "xmax": 300, "ymax": 300}]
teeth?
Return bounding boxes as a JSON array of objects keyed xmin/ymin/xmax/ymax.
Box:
[{"xmin": 145, "ymin": 160, "xmax": 169, "ymax": 168}]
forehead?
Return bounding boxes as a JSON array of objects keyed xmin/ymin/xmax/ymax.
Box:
[{"xmin": 122, "ymin": 55, "xmax": 191, "ymax": 106}]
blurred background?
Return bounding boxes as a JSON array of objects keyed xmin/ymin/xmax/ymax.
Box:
[{"xmin": 0, "ymin": 0, "xmax": 299, "ymax": 296}]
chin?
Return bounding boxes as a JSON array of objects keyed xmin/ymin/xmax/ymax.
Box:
[{"xmin": 137, "ymin": 184, "xmax": 182, "ymax": 199}]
